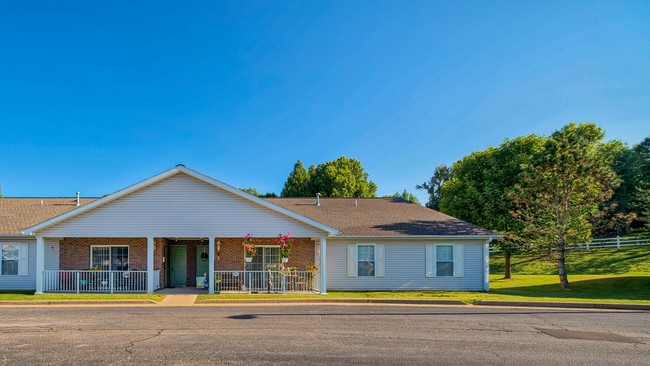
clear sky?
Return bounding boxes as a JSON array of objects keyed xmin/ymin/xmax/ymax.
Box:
[{"xmin": 1, "ymin": 1, "xmax": 649, "ymax": 203}]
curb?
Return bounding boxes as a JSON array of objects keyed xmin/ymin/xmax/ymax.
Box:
[
  {"xmin": 197, "ymin": 298, "xmax": 467, "ymax": 305},
  {"xmin": 0, "ymin": 300, "xmax": 159, "ymax": 306},
  {"xmin": 474, "ymin": 300, "xmax": 650, "ymax": 311}
]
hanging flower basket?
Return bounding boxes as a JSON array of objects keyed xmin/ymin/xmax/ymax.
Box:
[
  {"xmin": 274, "ymin": 232, "xmax": 295, "ymax": 260},
  {"xmin": 244, "ymin": 257, "xmax": 253, "ymax": 263},
  {"xmin": 242, "ymin": 233, "xmax": 256, "ymax": 260},
  {"xmin": 282, "ymin": 257, "xmax": 289, "ymax": 263}
]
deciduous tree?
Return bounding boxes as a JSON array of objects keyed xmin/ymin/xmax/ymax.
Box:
[{"xmin": 512, "ymin": 123, "xmax": 618, "ymax": 289}]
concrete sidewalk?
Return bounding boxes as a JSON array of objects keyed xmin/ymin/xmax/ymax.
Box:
[{"xmin": 159, "ymin": 294, "xmax": 198, "ymax": 306}]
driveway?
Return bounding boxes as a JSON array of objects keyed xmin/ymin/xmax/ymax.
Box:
[{"xmin": 0, "ymin": 305, "xmax": 648, "ymax": 365}]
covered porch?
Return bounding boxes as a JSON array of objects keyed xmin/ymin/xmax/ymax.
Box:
[{"xmin": 35, "ymin": 235, "xmax": 327, "ymax": 294}]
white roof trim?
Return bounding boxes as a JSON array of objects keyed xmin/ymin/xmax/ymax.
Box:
[
  {"xmin": 22, "ymin": 165, "xmax": 339, "ymax": 236},
  {"xmin": 333, "ymin": 235, "xmax": 501, "ymax": 240}
]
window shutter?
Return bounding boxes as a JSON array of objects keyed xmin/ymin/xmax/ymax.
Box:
[
  {"xmin": 347, "ymin": 244, "xmax": 357, "ymax": 277},
  {"xmin": 19, "ymin": 243, "xmax": 29, "ymax": 276},
  {"xmin": 425, "ymin": 244, "xmax": 435, "ymax": 277},
  {"xmin": 375, "ymin": 244, "xmax": 385, "ymax": 277},
  {"xmin": 454, "ymin": 244, "xmax": 464, "ymax": 277}
]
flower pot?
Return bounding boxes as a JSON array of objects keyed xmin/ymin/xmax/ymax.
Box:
[
  {"xmin": 244, "ymin": 257, "xmax": 252, "ymax": 263},
  {"xmin": 282, "ymin": 258, "xmax": 289, "ymax": 263}
]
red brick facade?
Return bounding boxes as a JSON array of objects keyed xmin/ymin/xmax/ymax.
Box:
[
  {"xmin": 59, "ymin": 236, "xmax": 316, "ymax": 288},
  {"xmin": 216, "ymin": 237, "xmax": 316, "ymax": 271}
]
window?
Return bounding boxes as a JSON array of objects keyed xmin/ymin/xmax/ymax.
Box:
[
  {"xmin": 347, "ymin": 244, "xmax": 384, "ymax": 278},
  {"xmin": 1, "ymin": 244, "xmax": 19, "ymax": 276},
  {"xmin": 436, "ymin": 245, "xmax": 454, "ymax": 277},
  {"xmin": 91, "ymin": 246, "xmax": 129, "ymax": 270},
  {"xmin": 250, "ymin": 246, "xmax": 280, "ymax": 271},
  {"xmin": 357, "ymin": 245, "xmax": 375, "ymax": 277},
  {"xmin": 426, "ymin": 243, "xmax": 464, "ymax": 278}
]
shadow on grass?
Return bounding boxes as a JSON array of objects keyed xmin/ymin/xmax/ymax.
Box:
[{"xmin": 491, "ymin": 276, "xmax": 650, "ymax": 301}]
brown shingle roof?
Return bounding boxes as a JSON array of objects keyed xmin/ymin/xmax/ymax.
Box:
[
  {"xmin": 266, "ymin": 197, "xmax": 495, "ymax": 236},
  {"xmin": 0, "ymin": 196, "xmax": 493, "ymax": 237},
  {"xmin": 0, "ymin": 198, "xmax": 97, "ymax": 235}
]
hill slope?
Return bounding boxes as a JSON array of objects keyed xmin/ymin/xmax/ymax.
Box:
[{"xmin": 490, "ymin": 246, "xmax": 650, "ymax": 275}]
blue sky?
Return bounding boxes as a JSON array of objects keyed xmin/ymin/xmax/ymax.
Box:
[{"xmin": 1, "ymin": 1, "xmax": 649, "ymax": 203}]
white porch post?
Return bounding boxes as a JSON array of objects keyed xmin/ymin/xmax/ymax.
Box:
[
  {"xmin": 35, "ymin": 236, "xmax": 45, "ymax": 294},
  {"xmin": 319, "ymin": 236, "xmax": 327, "ymax": 295},
  {"xmin": 208, "ymin": 236, "xmax": 215, "ymax": 294},
  {"xmin": 147, "ymin": 236, "xmax": 155, "ymax": 294}
]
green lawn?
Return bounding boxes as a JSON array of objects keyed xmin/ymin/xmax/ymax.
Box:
[
  {"xmin": 0, "ymin": 291, "xmax": 164, "ymax": 302},
  {"xmin": 197, "ymin": 274, "xmax": 650, "ymax": 304},
  {"xmin": 490, "ymin": 246, "xmax": 650, "ymax": 275}
]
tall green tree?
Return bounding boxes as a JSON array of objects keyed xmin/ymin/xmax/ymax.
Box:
[
  {"xmin": 439, "ymin": 135, "xmax": 544, "ymax": 278},
  {"xmin": 512, "ymin": 123, "xmax": 618, "ymax": 289},
  {"xmin": 384, "ymin": 190, "xmax": 421, "ymax": 204},
  {"xmin": 280, "ymin": 156, "xmax": 377, "ymax": 198},
  {"xmin": 239, "ymin": 187, "xmax": 277, "ymax": 197},
  {"xmin": 417, "ymin": 164, "xmax": 452, "ymax": 210},
  {"xmin": 281, "ymin": 161, "xmax": 312, "ymax": 197},
  {"xmin": 631, "ymin": 137, "xmax": 650, "ymax": 229}
]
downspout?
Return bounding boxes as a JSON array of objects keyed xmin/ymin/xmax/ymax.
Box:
[{"xmin": 484, "ymin": 236, "xmax": 493, "ymax": 291}]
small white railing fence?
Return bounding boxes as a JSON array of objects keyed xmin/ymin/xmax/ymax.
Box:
[
  {"xmin": 213, "ymin": 270, "xmax": 319, "ymax": 293},
  {"xmin": 490, "ymin": 235, "xmax": 650, "ymax": 253},
  {"xmin": 42, "ymin": 270, "xmax": 161, "ymax": 293}
]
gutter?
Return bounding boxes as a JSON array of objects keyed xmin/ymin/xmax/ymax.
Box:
[{"xmin": 333, "ymin": 235, "xmax": 502, "ymax": 240}]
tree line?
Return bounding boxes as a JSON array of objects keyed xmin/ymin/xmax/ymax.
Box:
[{"xmin": 418, "ymin": 123, "xmax": 649, "ymax": 288}]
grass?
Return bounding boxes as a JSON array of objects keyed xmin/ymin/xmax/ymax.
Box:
[
  {"xmin": 197, "ymin": 275, "xmax": 650, "ymax": 304},
  {"xmin": 490, "ymin": 246, "xmax": 650, "ymax": 275},
  {"xmin": 0, "ymin": 291, "xmax": 165, "ymax": 302}
]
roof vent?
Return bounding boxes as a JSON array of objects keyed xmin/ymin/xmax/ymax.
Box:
[
  {"xmin": 76, "ymin": 192, "xmax": 80, "ymax": 206},
  {"xmin": 316, "ymin": 193, "xmax": 320, "ymax": 207},
  {"xmin": 355, "ymin": 199, "xmax": 358, "ymax": 207}
]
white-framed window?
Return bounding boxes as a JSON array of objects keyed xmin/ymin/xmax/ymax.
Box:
[
  {"xmin": 436, "ymin": 244, "xmax": 454, "ymax": 277},
  {"xmin": 0, "ymin": 243, "xmax": 28, "ymax": 276},
  {"xmin": 250, "ymin": 246, "xmax": 281, "ymax": 270},
  {"xmin": 347, "ymin": 243, "xmax": 385, "ymax": 277},
  {"xmin": 426, "ymin": 243, "xmax": 464, "ymax": 278},
  {"xmin": 90, "ymin": 246, "xmax": 129, "ymax": 271}
]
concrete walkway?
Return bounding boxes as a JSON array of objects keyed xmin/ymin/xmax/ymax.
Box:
[{"xmin": 159, "ymin": 294, "xmax": 197, "ymax": 306}]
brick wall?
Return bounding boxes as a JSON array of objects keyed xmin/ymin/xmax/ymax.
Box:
[
  {"xmin": 216, "ymin": 237, "xmax": 316, "ymax": 271},
  {"xmin": 60, "ymin": 237, "xmax": 149, "ymax": 271}
]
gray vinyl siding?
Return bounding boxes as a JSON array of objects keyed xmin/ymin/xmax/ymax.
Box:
[
  {"xmin": 326, "ymin": 239, "xmax": 485, "ymax": 291},
  {"xmin": 40, "ymin": 173, "xmax": 325, "ymax": 238},
  {"xmin": 0, "ymin": 239, "xmax": 62, "ymax": 290},
  {"xmin": 44, "ymin": 239, "xmax": 60, "ymax": 271}
]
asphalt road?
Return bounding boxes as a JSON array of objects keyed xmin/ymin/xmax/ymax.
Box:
[{"xmin": 0, "ymin": 305, "xmax": 648, "ymax": 365}]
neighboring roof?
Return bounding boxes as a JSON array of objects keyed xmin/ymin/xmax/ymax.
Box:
[
  {"xmin": 19, "ymin": 165, "xmax": 339, "ymax": 236},
  {"xmin": 267, "ymin": 197, "xmax": 496, "ymax": 237},
  {"xmin": 0, "ymin": 198, "xmax": 97, "ymax": 235}
]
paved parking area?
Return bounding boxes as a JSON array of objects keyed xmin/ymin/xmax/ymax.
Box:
[{"xmin": 0, "ymin": 305, "xmax": 648, "ymax": 365}]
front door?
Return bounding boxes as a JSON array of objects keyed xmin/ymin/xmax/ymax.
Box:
[{"xmin": 170, "ymin": 245, "xmax": 187, "ymax": 287}]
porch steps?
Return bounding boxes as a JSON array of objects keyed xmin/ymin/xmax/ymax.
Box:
[{"xmin": 160, "ymin": 295, "xmax": 197, "ymax": 306}]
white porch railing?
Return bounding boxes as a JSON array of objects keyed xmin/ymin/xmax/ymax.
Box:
[
  {"xmin": 43, "ymin": 270, "xmax": 159, "ymax": 293},
  {"xmin": 213, "ymin": 270, "xmax": 319, "ymax": 293}
]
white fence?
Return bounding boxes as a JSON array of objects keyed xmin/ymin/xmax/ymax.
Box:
[
  {"xmin": 490, "ymin": 235, "xmax": 650, "ymax": 253},
  {"xmin": 42, "ymin": 270, "xmax": 161, "ymax": 293},
  {"xmin": 213, "ymin": 270, "xmax": 319, "ymax": 293}
]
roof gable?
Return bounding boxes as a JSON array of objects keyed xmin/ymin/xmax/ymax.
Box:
[{"xmin": 23, "ymin": 166, "xmax": 337, "ymax": 236}]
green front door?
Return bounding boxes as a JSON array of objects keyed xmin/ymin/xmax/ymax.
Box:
[{"xmin": 170, "ymin": 246, "xmax": 187, "ymax": 286}]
